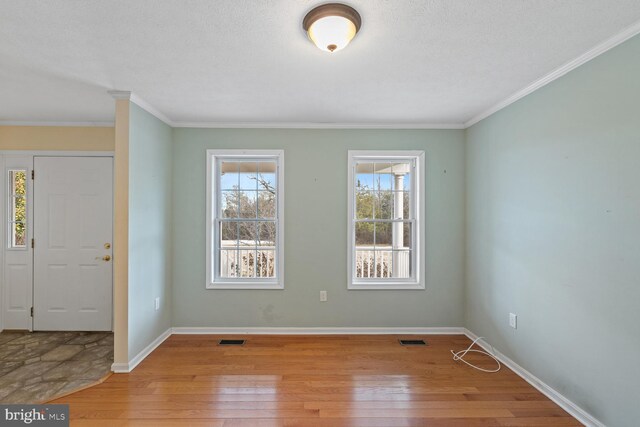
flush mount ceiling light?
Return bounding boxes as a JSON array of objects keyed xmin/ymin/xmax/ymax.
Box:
[{"xmin": 303, "ymin": 3, "xmax": 362, "ymax": 53}]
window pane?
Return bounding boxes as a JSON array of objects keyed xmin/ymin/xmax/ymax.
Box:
[
  {"xmin": 238, "ymin": 190, "xmax": 257, "ymax": 218},
  {"xmin": 375, "ymin": 191, "xmax": 393, "ymax": 219},
  {"xmin": 220, "ymin": 249, "xmax": 238, "ymax": 278},
  {"xmin": 355, "ymin": 250, "xmax": 375, "ymax": 278},
  {"xmin": 375, "ymin": 163, "xmax": 393, "ymax": 190},
  {"xmin": 355, "ymin": 222, "xmax": 374, "ymax": 246},
  {"xmin": 257, "ymin": 161, "xmax": 276, "ymax": 192},
  {"xmin": 374, "ymin": 222, "xmax": 392, "ymax": 247},
  {"xmin": 221, "ymin": 190, "xmax": 239, "ymax": 218},
  {"xmin": 220, "ymin": 161, "xmax": 240, "ymax": 190},
  {"xmin": 11, "ymin": 171, "xmax": 26, "ymax": 196},
  {"xmin": 220, "ymin": 221, "xmax": 238, "ymax": 244},
  {"xmin": 258, "ymin": 221, "xmax": 276, "ymax": 247},
  {"xmin": 402, "ymin": 222, "xmax": 412, "ymax": 250},
  {"xmin": 257, "ymin": 190, "xmax": 276, "ymax": 218},
  {"xmin": 393, "ymin": 250, "xmax": 411, "ymax": 278},
  {"xmin": 13, "ymin": 197, "xmax": 26, "ymax": 222},
  {"xmin": 238, "ymin": 249, "xmax": 256, "ymax": 277},
  {"xmin": 257, "ymin": 249, "xmax": 276, "ymax": 278},
  {"xmin": 239, "ymin": 162, "xmax": 259, "ymax": 190},
  {"xmin": 402, "ymin": 191, "xmax": 410, "ymax": 219},
  {"xmin": 13, "ymin": 223, "xmax": 26, "ymax": 247},
  {"xmin": 237, "ymin": 221, "xmax": 257, "ymax": 246},
  {"xmin": 355, "ymin": 190, "xmax": 374, "ymax": 219},
  {"xmin": 391, "ymin": 162, "xmax": 412, "ymax": 191},
  {"xmin": 355, "ymin": 162, "xmax": 374, "ymax": 190},
  {"xmin": 375, "ymin": 251, "xmax": 393, "ymax": 278}
]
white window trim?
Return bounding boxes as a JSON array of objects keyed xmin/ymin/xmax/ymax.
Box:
[
  {"xmin": 206, "ymin": 149, "xmax": 284, "ymax": 289},
  {"xmin": 347, "ymin": 150, "xmax": 425, "ymax": 290}
]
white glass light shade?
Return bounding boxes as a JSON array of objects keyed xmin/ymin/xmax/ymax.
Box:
[{"xmin": 307, "ymin": 15, "xmax": 357, "ymax": 53}]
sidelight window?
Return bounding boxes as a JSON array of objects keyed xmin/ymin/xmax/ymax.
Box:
[{"xmin": 8, "ymin": 170, "xmax": 27, "ymax": 249}]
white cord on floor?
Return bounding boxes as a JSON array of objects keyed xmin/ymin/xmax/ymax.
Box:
[{"xmin": 451, "ymin": 336, "xmax": 501, "ymax": 373}]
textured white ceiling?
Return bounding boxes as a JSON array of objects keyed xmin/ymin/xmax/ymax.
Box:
[{"xmin": 1, "ymin": 0, "xmax": 640, "ymax": 126}]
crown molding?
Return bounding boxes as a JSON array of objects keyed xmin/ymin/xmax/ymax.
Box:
[
  {"xmin": 0, "ymin": 121, "xmax": 114, "ymax": 127},
  {"xmin": 129, "ymin": 93, "xmax": 173, "ymax": 126},
  {"xmin": 108, "ymin": 90, "xmax": 173, "ymax": 126},
  {"xmin": 0, "ymin": 119, "xmax": 464, "ymax": 130},
  {"xmin": 171, "ymin": 121, "xmax": 465, "ymax": 129},
  {"xmin": 107, "ymin": 90, "xmax": 132, "ymax": 100},
  {"xmin": 465, "ymin": 18, "xmax": 640, "ymax": 128}
]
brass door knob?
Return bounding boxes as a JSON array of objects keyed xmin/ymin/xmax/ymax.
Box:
[{"xmin": 96, "ymin": 255, "xmax": 111, "ymax": 261}]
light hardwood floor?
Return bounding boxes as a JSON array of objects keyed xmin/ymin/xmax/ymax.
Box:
[{"xmin": 51, "ymin": 335, "xmax": 581, "ymax": 426}]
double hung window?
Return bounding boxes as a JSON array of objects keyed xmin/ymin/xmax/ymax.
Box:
[
  {"xmin": 348, "ymin": 151, "xmax": 425, "ymax": 289},
  {"xmin": 206, "ymin": 150, "xmax": 284, "ymax": 289}
]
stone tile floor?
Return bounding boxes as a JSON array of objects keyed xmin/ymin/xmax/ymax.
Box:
[{"xmin": 0, "ymin": 331, "xmax": 113, "ymax": 403}]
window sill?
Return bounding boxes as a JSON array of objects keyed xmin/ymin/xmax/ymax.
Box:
[
  {"xmin": 207, "ymin": 281, "xmax": 284, "ymax": 290},
  {"xmin": 348, "ymin": 281, "xmax": 425, "ymax": 290}
]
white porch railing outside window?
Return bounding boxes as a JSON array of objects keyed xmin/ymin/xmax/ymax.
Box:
[
  {"xmin": 221, "ymin": 241, "xmax": 275, "ymax": 278},
  {"xmin": 220, "ymin": 243, "xmax": 410, "ymax": 280},
  {"xmin": 355, "ymin": 246, "xmax": 410, "ymax": 278}
]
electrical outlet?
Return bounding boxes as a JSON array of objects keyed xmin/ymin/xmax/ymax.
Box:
[
  {"xmin": 155, "ymin": 297, "xmax": 160, "ymax": 311},
  {"xmin": 320, "ymin": 290, "xmax": 327, "ymax": 302},
  {"xmin": 509, "ymin": 313, "xmax": 517, "ymax": 329}
]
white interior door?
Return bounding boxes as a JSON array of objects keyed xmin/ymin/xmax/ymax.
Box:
[{"xmin": 33, "ymin": 157, "xmax": 113, "ymax": 331}]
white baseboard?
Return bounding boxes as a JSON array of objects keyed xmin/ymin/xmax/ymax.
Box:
[
  {"xmin": 110, "ymin": 362, "xmax": 129, "ymax": 373},
  {"xmin": 463, "ymin": 329, "xmax": 604, "ymax": 427},
  {"xmin": 171, "ymin": 326, "xmax": 465, "ymax": 335},
  {"xmin": 111, "ymin": 328, "xmax": 172, "ymax": 373}
]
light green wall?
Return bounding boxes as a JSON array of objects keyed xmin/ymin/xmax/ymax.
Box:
[
  {"xmin": 128, "ymin": 103, "xmax": 173, "ymax": 360},
  {"xmin": 172, "ymin": 129, "xmax": 465, "ymax": 327},
  {"xmin": 465, "ymin": 35, "xmax": 640, "ymax": 426}
]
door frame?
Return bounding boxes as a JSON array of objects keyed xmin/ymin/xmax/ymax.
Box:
[{"xmin": 0, "ymin": 151, "xmax": 114, "ymax": 333}]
